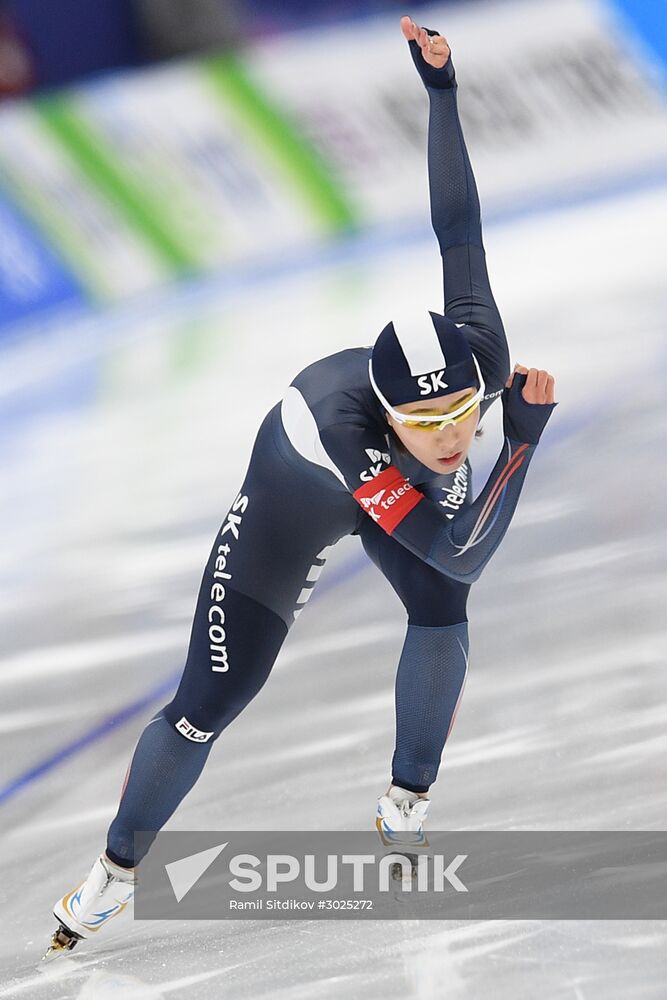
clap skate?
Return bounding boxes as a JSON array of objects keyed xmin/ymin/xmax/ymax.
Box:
[
  {"xmin": 376, "ymin": 784, "xmax": 430, "ymax": 848},
  {"xmin": 43, "ymin": 853, "xmax": 136, "ymax": 961},
  {"xmin": 376, "ymin": 784, "xmax": 430, "ymax": 885}
]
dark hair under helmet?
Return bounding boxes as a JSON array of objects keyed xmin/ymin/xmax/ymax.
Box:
[{"xmin": 369, "ymin": 310, "xmax": 481, "ymax": 407}]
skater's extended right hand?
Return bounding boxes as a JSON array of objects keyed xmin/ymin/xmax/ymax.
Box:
[{"xmin": 502, "ymin": 365, "xmax": 557, "ymax": 445}]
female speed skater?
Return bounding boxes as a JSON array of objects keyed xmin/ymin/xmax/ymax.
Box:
[{"xmin": 46, "ymin": 15, "xmax": 556, "ymax": 957}]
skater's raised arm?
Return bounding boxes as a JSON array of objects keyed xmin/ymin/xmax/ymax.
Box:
[{"xmin": 402, "ymin": 16, "xmax": 509, "ymax": 397}]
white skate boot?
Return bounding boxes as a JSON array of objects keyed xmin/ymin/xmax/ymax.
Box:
[
  {"xmin": 376, "ymin": 784, "xmax": 430, "ymax": 848},
  {"xmin": 43, "ymin": 853, "xmax": 136, "ymax": 960}
]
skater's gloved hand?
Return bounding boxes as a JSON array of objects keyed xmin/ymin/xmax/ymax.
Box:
[
  {"xmin": 400, "ymin": 15, "xmax": 456, "ymax": 90},
  {"xmin": 502, "ymin": 365, "xmax": 558, "ymax": 445}
]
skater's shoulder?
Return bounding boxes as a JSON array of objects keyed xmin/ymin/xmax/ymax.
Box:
[
  {"xmin": 290, "ymin": 345, "xmax": 373, "ymax": 399},
  {"xmin": 283, "ymin": 345, "xmax": 381, "ymax": 429},
  {"xmin": 293, "ymin": 345, "xmax": 372, "ymax": 379}
]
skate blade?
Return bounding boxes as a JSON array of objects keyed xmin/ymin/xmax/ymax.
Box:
[
  {"xmin": 389, "ymin": 853, "xmax": 419, "ymax": 881},
  {"xmin": 42, "ymin": 924, "xmax": 82, "ymax": 962}
]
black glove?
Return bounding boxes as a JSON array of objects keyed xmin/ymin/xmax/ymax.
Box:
[
  {"xmin": 502, "ymin": 372, "xmax": 558, "ymax": 446},
  {"xmin": 408, "ymin": 30, "xmax": 456, "ymax": 90}
]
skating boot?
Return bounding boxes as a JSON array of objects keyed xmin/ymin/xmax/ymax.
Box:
[
  {"xmin": 43, "ymin": 853, "xmax": 136, "ymax": 960},
  {"xmin": 376, "ymin": 784, "xmax": 430, "ymax": 848},
  {"xmin": 376, "ymin": 784, "xmax": 430, "ymax": 887}
]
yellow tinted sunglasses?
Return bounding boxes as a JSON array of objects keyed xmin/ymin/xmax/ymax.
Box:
[
  {"xmin": 368, "ymin": 356, "xmax": 485, "ymax": 432},
  {"xmin": 401, "ymin": 393, "xmax": 480, "ymax": 430}
]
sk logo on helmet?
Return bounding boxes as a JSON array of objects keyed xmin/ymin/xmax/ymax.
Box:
[{"xmin": 417, "ymin": 370, "xmax": 448, "ymax": 395}]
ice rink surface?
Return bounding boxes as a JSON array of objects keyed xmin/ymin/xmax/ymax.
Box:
[{"xmin": 1, "ymin": 182, "xmax": 666, "ymax": 997}]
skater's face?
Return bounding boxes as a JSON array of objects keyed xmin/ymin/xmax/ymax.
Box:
[{"xmin": 385, "ymin": 387, "xmax": 480, "ymax": 474}]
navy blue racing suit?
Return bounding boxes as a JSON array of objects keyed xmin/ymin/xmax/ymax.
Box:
[{"xmin": 106, "ymin": 40, "xmax": 555, "ymax": 868}]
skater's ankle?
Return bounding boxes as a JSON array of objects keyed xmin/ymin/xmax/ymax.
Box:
[
  {"xmin": 103, "ymin": 850, "xmax": 135, "ymax": 871},
  {"xmin": 387, "ymin": 783, "xmax": 430, "ymax": 799}
]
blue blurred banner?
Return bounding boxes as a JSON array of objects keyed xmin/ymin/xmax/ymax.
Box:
[
  {"xmin": 0, "ymin": 189, "xmax": 85, "ymax": 331},
  {"xmin": 607, "ymin": 0, "xmax": 667, "ymax": 82}
]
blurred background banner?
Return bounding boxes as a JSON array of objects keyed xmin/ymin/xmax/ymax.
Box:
[
  {"xmin": 1, "ymin": 0, "xmax": 666, "ymax": 333},
  {"xmin": 0, "ymin": 187, "xmax": 85, "ymax": 327}
]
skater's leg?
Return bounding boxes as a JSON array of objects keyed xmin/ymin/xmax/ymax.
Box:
[
  {"xmin": 359, "ymin": 518, "xmax": 470, "ymax": 794},
  {"xmin": 106, "ymin": 405, "xmax": 359, "ymax": 868},
  {"xmin": 105, "ymin": 711, "xmax": 211, "ymax": 868},
  {"xmin": 50, "ymin": 404, "xmax": 361, "ymax": 949},
  {"xmin": 390, "ymin": 620, "xmax": 469, "ymax": 792},
  {"xmin": 106, "ymin": 590, "xmax": 287, "ymax": 867}
]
